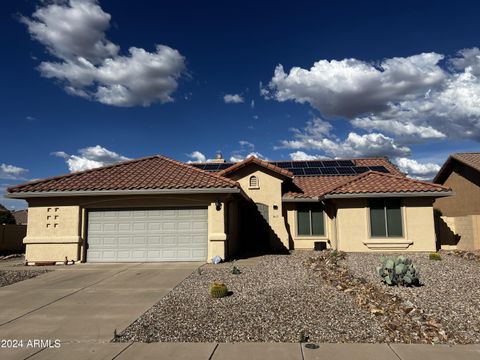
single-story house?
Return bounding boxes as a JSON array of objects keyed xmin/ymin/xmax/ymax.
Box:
[{"xmin": 6, "ymin": 154, "xmax": 452, "ymax": 264}]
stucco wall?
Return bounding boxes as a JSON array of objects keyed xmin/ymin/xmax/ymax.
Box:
[
  {"xmin": 438, "ymin": 215, "xmax": 480, "ymax": 250},
  {"xmin": 335, "ymin": 197, "xmax": 436, "ymax": 252},
  {"xmin": 230, "ymin": 165, "xmax": 289, "ymax": 249},
  {"xmin": 434, "ymin": 169, "xmax": 480, "ymax": 217},
  {"xmin": 25, "ymin": 193, "xmax": 238, "ymax": 264}
]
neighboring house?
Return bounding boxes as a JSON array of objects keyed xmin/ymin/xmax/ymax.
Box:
[
  {"xmin": 12, "ymin": 210, "xmax": 28, "ymax": 225},
  {"xmin": 433, "ymin": 152, "xmax": 480, "ymax": 250},
  {"xmin": 6, "ymin": 154, "xmax": 451, "ymax": 264}
]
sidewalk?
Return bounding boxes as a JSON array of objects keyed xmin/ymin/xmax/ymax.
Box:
[{"xmin": 2, "ymin": 342, "xmax": 479, "ymax": 360}]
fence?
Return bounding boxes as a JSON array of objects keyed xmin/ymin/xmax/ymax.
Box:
[
  {"xmin": 0, "ymin": 224, "xmax": 26, "ymax": 253},
  {"xmin": 436, "ymin": 215, "xmax": 480, "ymax": 250}
]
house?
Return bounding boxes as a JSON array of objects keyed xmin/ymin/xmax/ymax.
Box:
[
  {"xmin": 6, "ymin": 154, "xmax": 451, "ymax": 264},
  {"xmin": 433, "ymin": 152, "xmax": 480, "ymax": 250},
  {"xmin": 12, "ymin": 209, "xmax": 28, "ymax": 225}
]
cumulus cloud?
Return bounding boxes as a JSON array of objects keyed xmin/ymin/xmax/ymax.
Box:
[
  {"xmin": 230, "ymin": 152, "xmax": 266, "ymax": 162},
  {"xmin": 21, "ymin": 0, "xmax": 185, "ymax": 107},
  {"xmin": 278, "ymin": 118, "xmax": 410, "ymax": 158},
  {"xmin": 52, "ymin": 145, "xmax": 130, "ymax": 172},
  {"xmin": 223, "ymin": 94, "xmax": 244, "ymax": 103},
  {"xmin": 187, "ymin": 151, "xmax": 207, "ymax": 163},
  {"xmin": 0, "ymin": 164, "xmax": 29, "ymax": 180},
  {"xmin": 229, "ymin": 141, "xmax": 267, "ymax": 162},
  {"xmin": 289, "ymin": 151, "xmax": 327, "ymax": 161},
  {"xmin": 394, "ymin": 157, "xmax": 441, "ymax": 180},
  {"xmin": 264, "ymin": 49, "xmax": 480, "ymax": 142}
]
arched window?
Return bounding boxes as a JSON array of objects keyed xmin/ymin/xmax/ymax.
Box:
[{"xmin": 249, "ymin": 175, "xmax": 259, "ymax": 188}]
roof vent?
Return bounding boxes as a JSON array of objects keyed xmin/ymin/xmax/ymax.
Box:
[{"xmin": 212, "ymin": 152, "xmax": 225, "ymax": 163}]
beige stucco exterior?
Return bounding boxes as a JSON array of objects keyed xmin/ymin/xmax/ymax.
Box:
[
  {"xmin": 334, "ymin": 197, "xmax": 436, "ymax": 252},
  {"xmin": 228, "ymin": 165, "xmax": 290, "ymax": 249},
  {"xmin": 23, "ymin": 193, "xmax": 239, "ymax": 264},
  {"xmin": 19, "ymin": 164, "xmax": 442, "ymax": 263},
  {"xmin": 434, "ymin": 169, "xmax": 480, "ymax": 217}
]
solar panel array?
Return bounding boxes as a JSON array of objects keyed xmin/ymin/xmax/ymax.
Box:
[{"xmin": 191, "ymin": 160, "xmax": 390, "ymax": 176}]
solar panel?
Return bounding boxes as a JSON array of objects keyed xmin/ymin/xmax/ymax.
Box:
[
  {"xmin": 320, "ymin": 167, "xmax": 339, "ymax": 175},
  {"xmin": 354, "ymin": 166, "xmax": 369, "ymax": 174},
  {"xmin": 368, "ymin": 166, "xmax": 389, "ymax": 173},
  {"xmin": 273, "ymin": 162, "xmax": 292, "ymax": 169},
  {"xmin": 202, "ymin": 164, "xmax": 221, "ymax": 171},
  {"xmin": 337, "ymin": 167, "xmax": 356, "ymax": 175},
  {"xmin": 305, "ymin": 161, "xmax": 325, "ymax": 167},
  {"xmin": 320, "ymin": 160, "xmax": 338, "ymax": 167},
  {"xmin": 303, "ymin": 167, "xmax": 322, "ymax": 175},
  {"xmin": 291, "ymin": 161, "xmax": 308, "ymax": 168},
  {"xmin": 290, "ymin": 168, "xmax": 305, "ymax": 176},
  {"xmin": 336, "ymin": 160, "xmax": 355, "ymax": 167}
]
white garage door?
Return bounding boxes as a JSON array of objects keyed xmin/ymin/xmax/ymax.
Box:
[{"xmin": 87, "ymin": 208, "xmax": 208, "ymax": 262}]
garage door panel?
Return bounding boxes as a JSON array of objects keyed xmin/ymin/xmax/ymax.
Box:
[{"xmin": 88, "ymin": 208, "xmax": 207, "ymax": 262}]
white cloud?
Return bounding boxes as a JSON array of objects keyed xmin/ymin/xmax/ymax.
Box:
[
  {"xmin": 230, "ymin": 152, "xmax": 266, "ymax": 162},
  {"xmin": 265, "ymin": 49, "xmax": 480, "ymax": 142},
  {"xmin": 187, "ymin": 151, "xmax": 207, "ymax": 163},
  {"xmin": 52, "ymin": 145, "xmax": 130, "ymax": 172},
  {"xmin": 22, "ymin": 0, "xmax": 185, "ymax": 107},
  {"xmin": 251, "ymin": 99, "xmax": 255, "ymax": 109},
  {"xmin": 0, "ymin": 184, "xmax": 27, "ymax": 211},
  {"xmin": 278, "ymin": 118, "xmax": 410, "ymax": 158},
  {"xmin": 223, "ymin": 94, "xmax": 244, "ymax": 103},
  {"xmin": 289, "ymin": 151, "xmax": 327, "ymax": 161},
  {"xmin": 229, "ymin": 141, "xmax": 267, "ymax": 162},
  {"xmin": 394, "ymin": 157, "xmax": 441, "ymax": 180},
  {"xmin": 0, "ymin": 164, "xmax": 29, "ymax": 180}
]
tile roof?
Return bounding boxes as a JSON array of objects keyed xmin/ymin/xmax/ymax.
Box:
[
  {"xmin": 7, "ymin": 155, "xmax": 238, "ymax": 194},
  {"xmin": 217, "ymin": 156, "xmax": 294, "ymax": 178},
  {"xmin": 433, "ymin": 152, "xmax": 480, "ymax": 183},
  {"xmin": 325, "ymin": 171, "xmax": 451, "ymax": 197},
  {"xmin": 284, "ymin": 168, "xmax": 450, "ymax": 200}
]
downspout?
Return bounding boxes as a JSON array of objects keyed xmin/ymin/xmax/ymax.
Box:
[{"xmin": 332, "ymin": 201, "xmax": 339, "ymax": 250}]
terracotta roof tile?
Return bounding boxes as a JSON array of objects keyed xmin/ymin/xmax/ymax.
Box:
[
  {"xmin": 327, "ymin": 171, "xmax": 450, "ymax": 196},
  {"xmin": 452, "ymin": 153, "xmax": 480, "ymax": 172},
  {"xmin": 8, "ymin": 155, "xmax": 238, "ymax": 194},
  {"xmin": 218, "ymin": 156, "xmax": 294, "ymax": 178}
]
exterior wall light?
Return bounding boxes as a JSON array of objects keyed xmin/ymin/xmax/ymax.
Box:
[{"xmin": 215, "ymin": 200, "xmax": 222, "ymax": 211}]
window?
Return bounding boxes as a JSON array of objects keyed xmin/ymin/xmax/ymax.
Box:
[
  {"xmin": 249, "ymin": 176, "xmax": 259, "ymax": 188},
  {"xmin": 369, "ymin": 199, "xmax": 403, "ymax": 237},
  {"xmin": 297, "ymin": 205, "xmax": 325, "ymax": 236}
]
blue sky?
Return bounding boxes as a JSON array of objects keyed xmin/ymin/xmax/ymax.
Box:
[{"xmin": 2, "ymin": 0, "xmax": 480, "ymax": 210}]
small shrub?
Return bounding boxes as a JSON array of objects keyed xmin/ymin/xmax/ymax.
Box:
[
  {"xmin": 298, "ymin": 330, "xmax": 309, "ymax": 343},
  {"xmin": 231, "ymin": 266, "xmax": 241, "ymax": 275},
  {"xmin": 429, "ymin": 252, "xmax": 442, "ymax": 261},
  {"xmin": 376, "ymin": 256, "xmax": 420, "ymax": 287},
  {"xmin": 210, "ymin": 282, "xmax": 228, "ymax": 298}
]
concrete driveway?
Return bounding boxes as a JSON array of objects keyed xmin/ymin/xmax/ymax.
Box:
[{"xmin": 0, "ymin": 262, "xmax": 199, "ymax": 344}]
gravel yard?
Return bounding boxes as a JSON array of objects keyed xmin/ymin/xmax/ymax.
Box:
[
  {"xmin": 118, "ymin": 251, "xmax": 387, "ymax": 343},
  {"xmin": 0, "ymin": 269, "xmax": 49, "ymax": 288},
  {"xmin": 118, "ymin": 250, "xmax": 480, "ymax": 344},
  {"xmin": 343, "ymin": 252, "xmax": 480, "ymax": 343}
]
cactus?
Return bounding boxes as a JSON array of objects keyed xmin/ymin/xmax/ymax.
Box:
[
  {"xmin": 376, "ymin": 256, "xmax": 420, "ymax": 287},
  {"xmin": 210, "ymin": 282, "xmax": 229, "ymax": 298},
  {"xmin": 231, "ymin": 266, "xmax": 241, "ymax": 275},
  {"xmin": 429, "ymin": 252, "xmax": 442, "ymax": 261}
]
